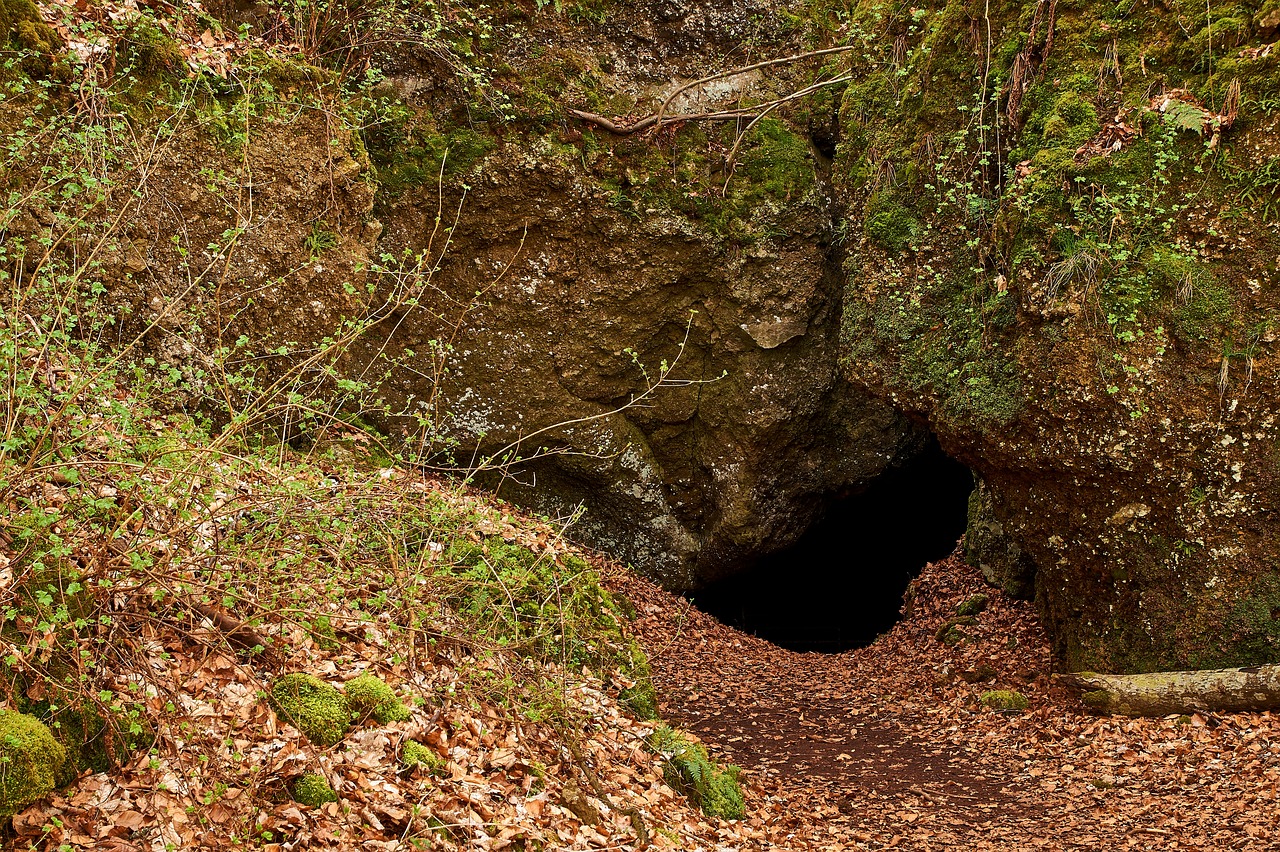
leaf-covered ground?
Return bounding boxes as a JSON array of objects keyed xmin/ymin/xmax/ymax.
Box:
[
  {"xmin": 8, "ymin": 458, "xmax": 1279, "ymax": 851},
  {"xmin": 610, "ymin": 553, "xmax": 1280, "ymax": 850}
]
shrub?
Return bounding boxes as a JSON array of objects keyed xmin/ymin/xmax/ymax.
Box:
[
  {"xmin": 268, "ymin": 674, "xmax": 351, "ymax": 746},
  {"xmin": 0, "ymin": 711, "xmax": 67, "ymax": 819}
]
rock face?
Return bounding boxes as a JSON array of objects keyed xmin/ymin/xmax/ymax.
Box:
[
  {"xmin": 365, "ymin": 145, "xmax": 919, "ymax": 589},
  {"xmin": 342, "ymin": 0, "xmax": 927, "ymax": 590},
  {"xmin": 837, "ymin": 0, "xmax": 1280, "ymax": 671},
  {"xmin": 965, "ymin": 478, "xmax": 1035, "ymax": 600},
  {"xmin": 26, "ymin": 0, "xmax": 1280, "ymax": 672}
]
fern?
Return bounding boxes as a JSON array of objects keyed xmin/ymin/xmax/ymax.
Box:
[{"xmin": 1161, "ymin": 99, "xmax": 1208, "ymax": 134}]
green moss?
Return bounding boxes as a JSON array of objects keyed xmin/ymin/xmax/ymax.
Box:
[
  {"xmin": 647, "ymin": 726, "xmax": 744, "ymax": 821},
  {"xmin": 292, "ymin": 772, "xmax": 339, "ymax": 807},
  {"xmin": 733, "ymin": 118, "xmax": 815, "ymax": 203},
  {"xmin": 0, "ymin": 711, "xmax": 67, "ymax": 820},
  {"xmin": 956, "ymin": 594, "xmax": 990, "ymax": 617},
  {"xmin": 1080, "ymin": 689, "xmax": 1110, "ymax": 710},
  {"xmin": 936, "ymin": 615, "xmax": 976, "ymax": 646},
  {"xmin": 1218, "ymin": 573, "xmax": 1280, "ymax": 665},
  {"xmin": 1168, "ymin": 263, "xmax": 1236, "ymax": 347},
  {"xmin": 116, "ymin": 17, "xmax": 185, "ymax": 79},
  {"xmin": 443, "ymin": 542, "xmax": 641, "ymax": 676},
  {"xmin": 0, "ymin": 0, "xmax": 62, "ymax": 76},
  {"xmin": 979, "ymin": 690, "xmax": 1030, "ymax": 711},
  {"xmin": 401, "ymin": 740, "xmax": 446, "ymax": 774},
  {"xmin": 268, "ymin": 674, "xmax": 350, "ymax": 747},
  {"xmin": 591, "ymin": 117, "xmax": 816, "ymax": 245},
  {"xmin": 23, "ymin": 700, "xmax": 144, "ymax": 786},
  {"xmin": 616, "ymin": 640, "xmax": 658, "ymax": 720},
  {"xmin": 344, "ymin": 673, "xmax": 411, "ymax": 724},
  {"xmin": 367, "ymin": 112, "xmax": 496, "ymax": 196},
  {"xmin": 864, "ymin": 194, "xmax": 920, "ymax": 253}
]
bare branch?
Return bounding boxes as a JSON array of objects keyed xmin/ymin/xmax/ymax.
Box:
[{"xmin": 569, "ymin": 45, "xmax": 855, "ymax": 137}]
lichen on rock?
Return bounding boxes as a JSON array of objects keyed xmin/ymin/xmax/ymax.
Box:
[
  {"xmin": 0, "ymin": 710, "xmax": 67, "ymax": 820},
  {"xmin": 268, "ymin": 674, "xmax": 350, "ymax": 747}
]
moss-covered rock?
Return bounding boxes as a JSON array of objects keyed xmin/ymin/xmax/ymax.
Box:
[
  {"xmin": 965, "ymin": 479, "xmax": 1036, "ymax": 599},
  {"xmin": 0, "ymin": 0, "xmax": 63, "ymax": 76},
  {"xmin": 0, "ymin": 711, "xmax": 67, "ymax": 820},
  {"xmin": 401, "ymin": 740, "xmax": 446, "ymax": 774},
  {"xmin": 344, "ymin": 673, "xmax": 411, "ymax": 724},
  {"xmin": 268, "ymin": 674, "xmax": 350, "ymax": 747},
  {"xmin": 979, "ymin": 690, "xmax": 1030, "ymax": 712},
  {"xmin": 115, "ymin": 18, "xmax": 185, "ymax": 79},
  {"xmin": 292, "ymin": 772, "xmax": 339, "ymax": 807}
]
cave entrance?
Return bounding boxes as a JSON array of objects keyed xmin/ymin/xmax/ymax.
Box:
[{"xmin": 690, "ymin": 439, "xmax": 974, "ymax": 653}]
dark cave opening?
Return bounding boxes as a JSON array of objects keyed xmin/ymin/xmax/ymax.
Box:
[{"xmin": 689, "ymin": 439, "xmax": 974, "ymax": 653}]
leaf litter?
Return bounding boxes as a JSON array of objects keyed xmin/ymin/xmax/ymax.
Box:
[{"xmin": 4, "ymin": 452, "xmax": 1279, "ymax": 850}]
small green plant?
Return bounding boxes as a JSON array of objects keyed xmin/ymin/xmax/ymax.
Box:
[
  {"xmin": 647, "ymin": 726, "xmax": 744, "ymax": 820},
  {"xmin": 303, "ymin": 223, "xmax": 339, "ymax": 259},
  {"xmin": 344, "ymin": 673, "xmax": 411, "ymax": 724},
  {"xmin": 292, "ymin": 773, "xmax": 339, "ymax": 807}
]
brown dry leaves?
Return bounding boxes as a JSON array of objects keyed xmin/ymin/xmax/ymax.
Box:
[
  {"xmin": 2, "ymin": 468, "xmax": 743, "ymax": 851},
  {"xmin": 6, "ymin": 441, "xmax": 1280, "ymax": 850},
  {"xmin": 609, "ymin": 552, "xmax": 1280, "ymax": 850}
]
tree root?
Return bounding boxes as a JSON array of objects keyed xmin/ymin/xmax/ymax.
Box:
[{"xmin": 560, "ymin": 734, "xmax": 649, "ymax": 848}]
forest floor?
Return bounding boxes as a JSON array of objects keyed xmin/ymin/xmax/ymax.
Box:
[
  {"xmin": 607, "ymin": 552, "xmax": 1280, "ymax": 851},
  {"xmin": 6, "ymin": 459, "xmax": 1280, "ymax": 851}
]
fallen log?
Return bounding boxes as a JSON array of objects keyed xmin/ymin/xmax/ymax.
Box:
[{"xmin": 1061, "ymin": 665, "xmax": 1280, "ymax": 716}]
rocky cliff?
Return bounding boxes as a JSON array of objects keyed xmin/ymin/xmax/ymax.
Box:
[{"xmin": 7, "ymin": 0, "xmax": 1280, "ymax": 672}]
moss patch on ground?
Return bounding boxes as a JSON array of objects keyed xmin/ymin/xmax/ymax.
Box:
[
  {"xmin": 979, "ymin": 690, "xmax": 1030, "ymax": 711},
  {"xmin": 648, "ymin": 725, "xmax": 745, "ymax": 820},
  {"xmin": 401, "ymin": 740, "xmax": 447, "ymax": 773},
  {"xmin": 292, "ymin": 772, "xmax": 339, "ymax": 807},
  {"xmin": 269, "ymin": 674, "xmax": 351, "ymax": 747},
  {"xmin": 344, "ymin": 673, "xmax": 412, "ymax": 724},
  {"xmin": 0, "ymin": 711, "xmax": 67, "ymax": 820}
]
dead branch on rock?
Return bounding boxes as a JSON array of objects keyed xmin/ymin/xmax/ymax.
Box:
[
  {"xmin": 1061, "ymin": 664, "xmax": 1280, "ymax": 716},
  {"xmin": 569, "ymin": 45, "xmax": 856, "ymax": 138}
]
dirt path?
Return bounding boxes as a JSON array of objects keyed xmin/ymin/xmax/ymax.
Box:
[{"xmin": 606, "ymin": 552, "xmax": 1280, "ymax": 850}]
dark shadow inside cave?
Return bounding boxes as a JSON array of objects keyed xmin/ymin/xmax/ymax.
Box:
[{"xmin": 689, "ymin": 439, "xmax": 974, "ymax": 653}]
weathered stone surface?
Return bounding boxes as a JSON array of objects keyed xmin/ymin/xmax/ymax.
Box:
[
  {"xmin": 46, "ymin": 0, "xmax": 1280, "ymax": 673},
  {"xmin": 965, "ymin": 478, "xmax": 1035, "ymax": 599},
  {"xmin": 837, "ymin": 0, "xmax": 1280, "ymax": 672},
  {"xmin": 364, "ymin": 145, "xmax": 918, "ymax": 589}
]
